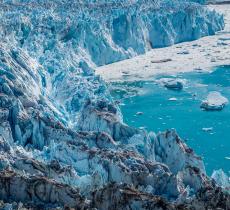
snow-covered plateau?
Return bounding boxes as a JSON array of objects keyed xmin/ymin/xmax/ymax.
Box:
[{"xmin": 0, "ymin": 0, "xmax": 229, "ymax": 209}]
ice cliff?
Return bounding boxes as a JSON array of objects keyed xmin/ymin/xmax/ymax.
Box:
[{"xmin": 0, "ymin": 0, "xmax": 229, "ymax": 209}]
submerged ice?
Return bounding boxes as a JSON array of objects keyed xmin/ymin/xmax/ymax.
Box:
[{"xmin": 0, "ymin": 0, "xmax": 229, "ymax": 209}]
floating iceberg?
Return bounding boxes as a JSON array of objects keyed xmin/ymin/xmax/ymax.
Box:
[
  {"xmin": 158, "ymin": 78, "xmax": 185, "ymax": 90},
  {"xmin": 201, "ymin": 91, "xmax": 228, "ymax": 111}
]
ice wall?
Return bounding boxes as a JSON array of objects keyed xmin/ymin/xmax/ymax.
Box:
[
  {"xmin": 0, "ymin": 0, "xmax": 224, "ymax": 66},
  {"xmin": 0, "ymin": 0, "xmax": 228, "ymax": 209}
]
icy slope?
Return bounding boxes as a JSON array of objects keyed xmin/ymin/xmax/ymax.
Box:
[{"xmin": 0, "ymin": 0, "xmax": 229, "ymax": 209}]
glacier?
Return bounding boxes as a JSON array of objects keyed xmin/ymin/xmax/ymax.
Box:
[{"xmin": 0, "ymin": 0, "xmax": 229, "ymax": 209}]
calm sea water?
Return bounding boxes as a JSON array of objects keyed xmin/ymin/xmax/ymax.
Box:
[{"xmin": 110, "ymin": 65, "xmax": 230, "ymax": 175}]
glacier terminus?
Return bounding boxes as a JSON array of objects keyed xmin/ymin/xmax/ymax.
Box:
[{"xmin": 0, "ymin": 0, "xmax": 229, "ymax": 209}]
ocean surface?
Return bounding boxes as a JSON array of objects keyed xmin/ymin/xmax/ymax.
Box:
[{"xmin": 110, "ymin": 65, "xmax": 230, "ymax": 175}]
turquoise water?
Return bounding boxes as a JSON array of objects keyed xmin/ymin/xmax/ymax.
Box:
[{"xmin": 110, "ymin": 65, "xmax": 230, "ymax": 175}]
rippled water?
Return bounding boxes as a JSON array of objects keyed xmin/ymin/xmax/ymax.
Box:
[{"xmin": 110, "ymin": 65, "xmax": 230, "ymax": 175}]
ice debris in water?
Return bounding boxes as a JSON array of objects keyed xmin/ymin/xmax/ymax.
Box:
[
  {"xmin": 157, "ymin": 78, "xmax": 185, "ymax": 90},
  {"xmin": 201, "ymin": 91, "xmax": 228, "ymax": 111},
  {"xmin": 169, "ymin": 97, "xmax": 178, "ymax": 101},
  {"xmin": 202, "ymin": 127, "xmax": 213, "ymax": 132}
]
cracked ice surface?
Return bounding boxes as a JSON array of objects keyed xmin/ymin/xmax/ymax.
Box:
[{"xmin": 0, "ymin": 0, "xmax": 229, "ymax": 209}]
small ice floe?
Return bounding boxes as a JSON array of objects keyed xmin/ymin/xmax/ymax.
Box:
[
  {"xmin": 201, "ymin": 91, "xmax": 228, "ymax": 111},
  {"xmin": 177, "ymin": 50, "xmax": 189, "ymax": 55},
  {"xmin": 219, "ymin": 37, "xmax": 230, "ymax": 41},
  {"xmin": 157, "ymin": 78, "xmax": 185, "ymax": 90},
  {"xmin": 217, "ymin": 41, "xmax": 228, "ymax": 46},
  {"xmin": 139, "ymin": 126, "xmax": 146, "ymax": 130},
  {"xmin": 151, "ymin": 58, "xmax": 172, "ymax": 63},
  {"xmin": 211, "ymin": 57, "xmax": 216, "ymax": 62},
  {"xmin": 194, "ymin": 68, "xmax": 203, "ymax": 72},
  {"xmin": 202, "ymin": 127, "xmax": 213, "ymax": 132},
  {"xmin": 122, "ymin": 71, "xmax": 130, "ymax": 75},
  {"xmin": 168, "ymin": 97, "xmax": 178, "ymax": 101}
]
